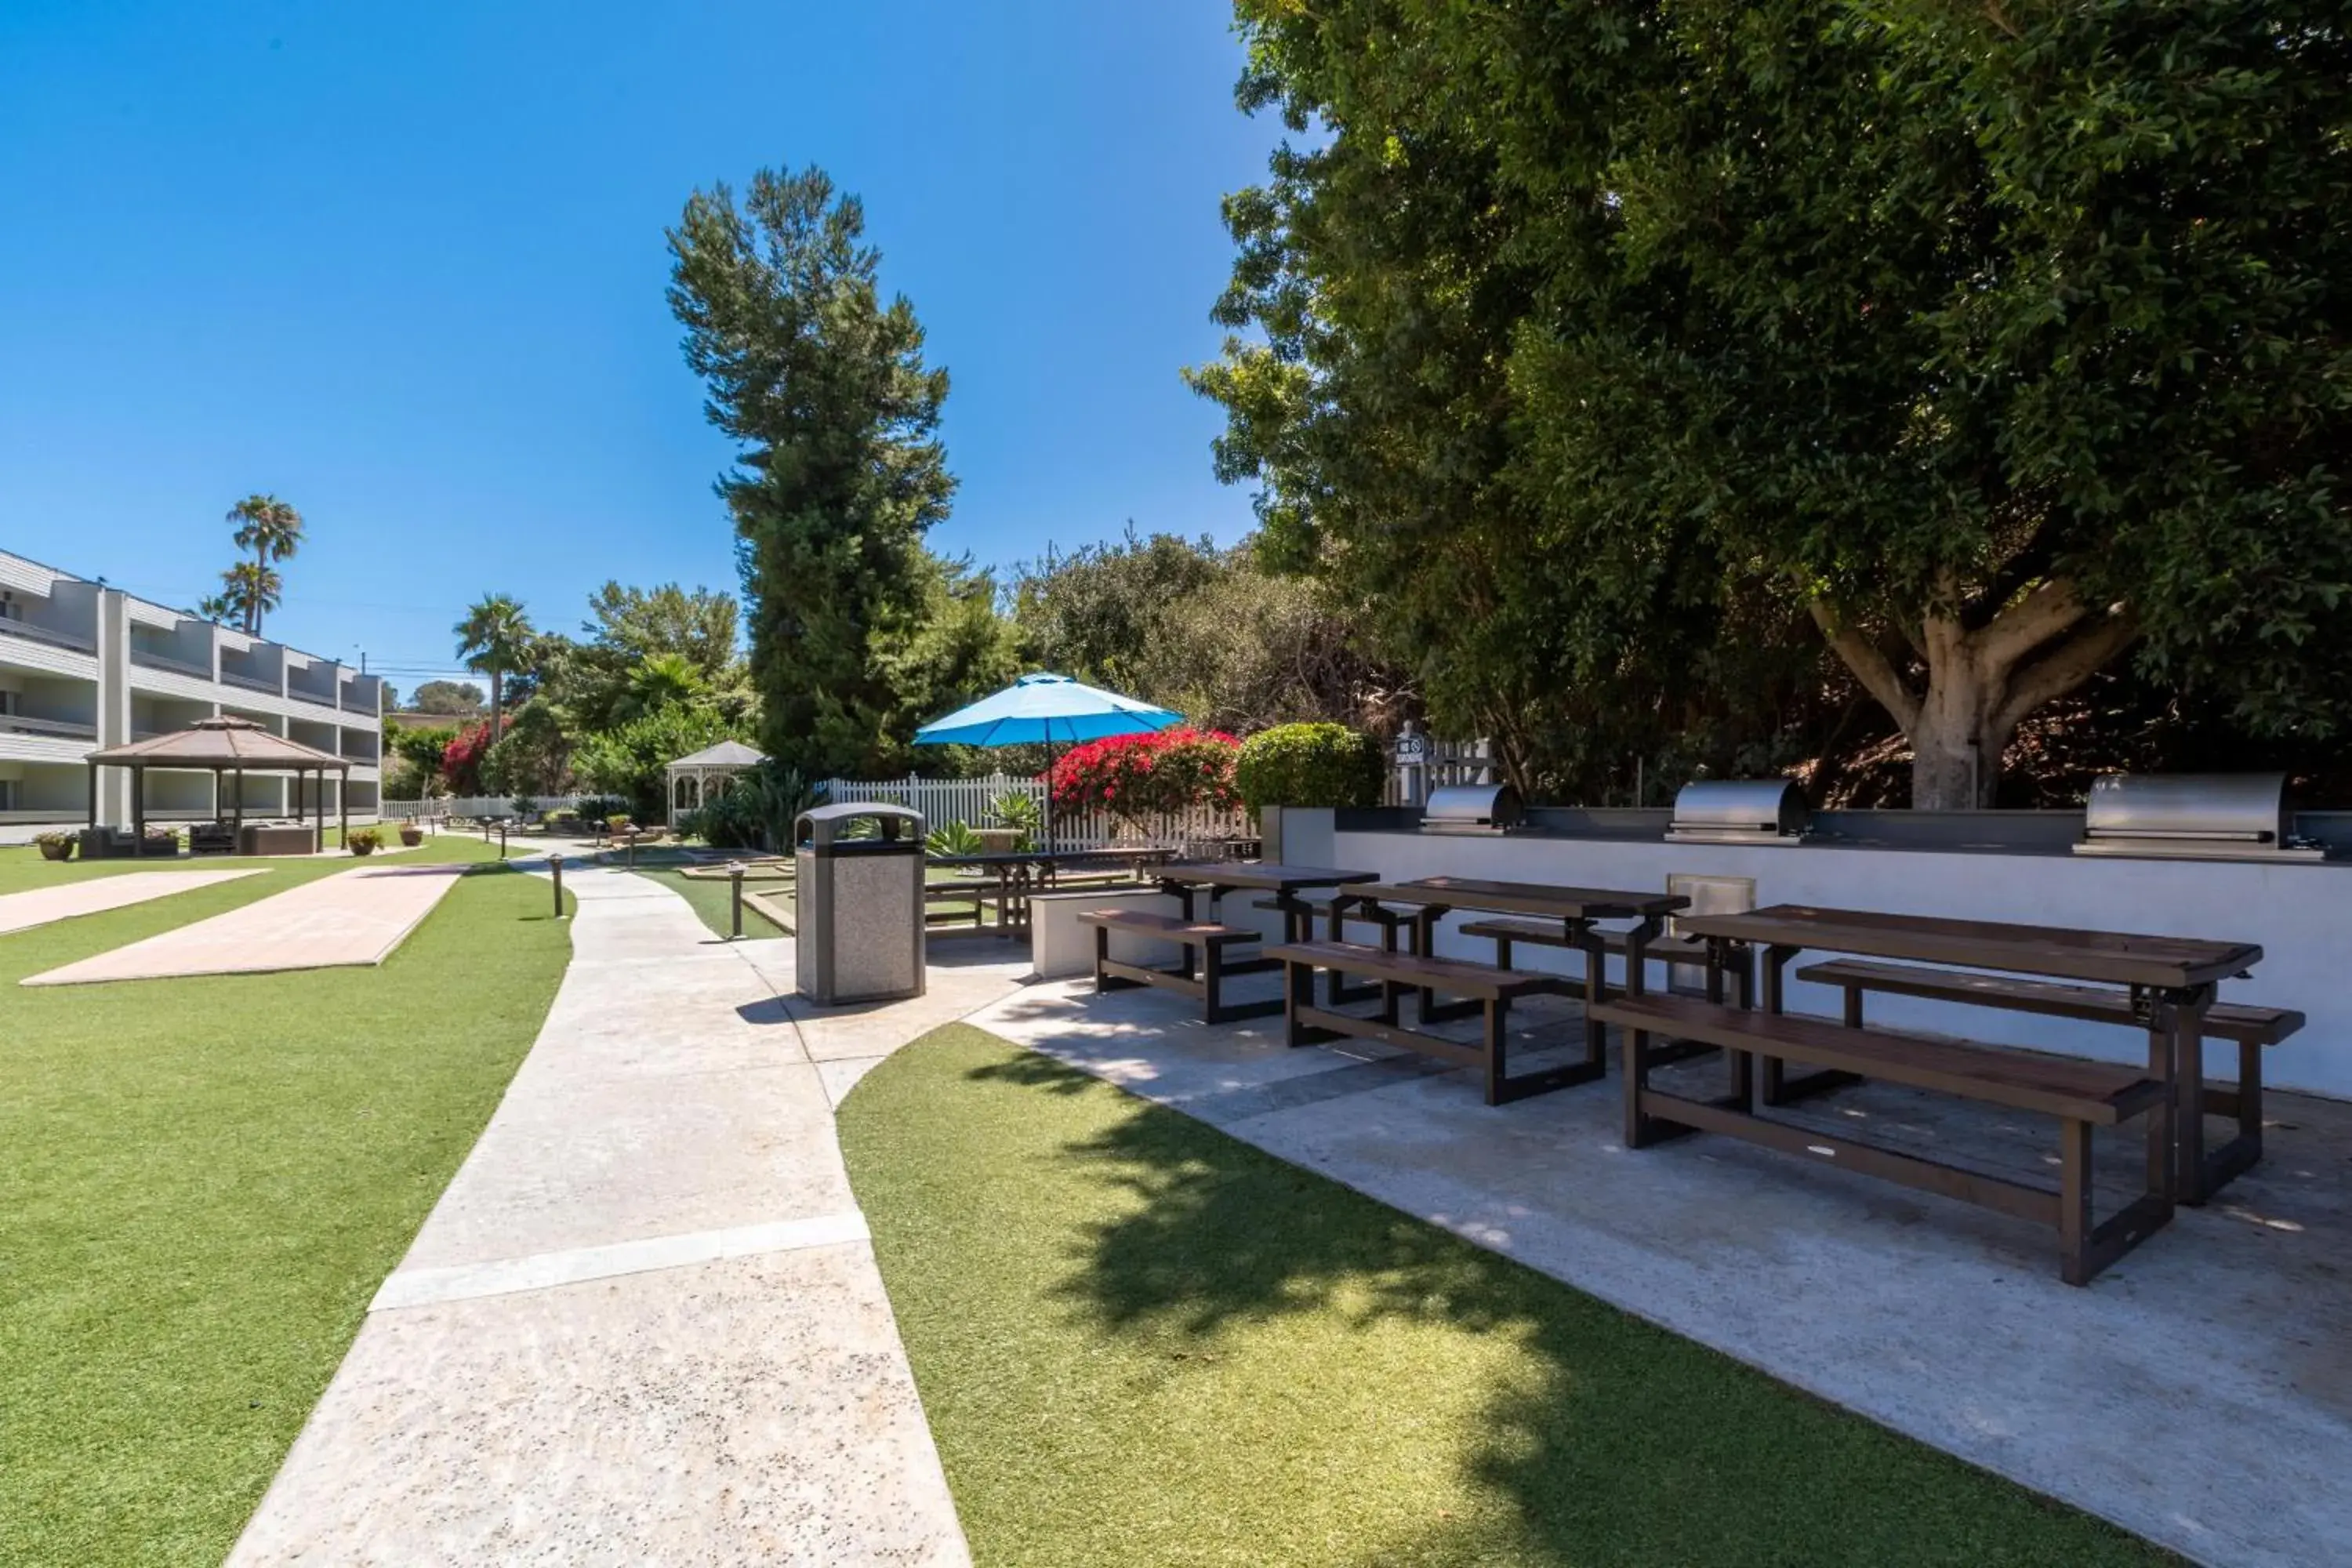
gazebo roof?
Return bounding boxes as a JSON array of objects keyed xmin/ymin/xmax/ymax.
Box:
[
  {"xmin": 667, "ymin": 739, "xmax": 767, "ymax": 769},
  {"xmin": 86, "ymin": 715, "xmax": 350, "ymax": 770}
]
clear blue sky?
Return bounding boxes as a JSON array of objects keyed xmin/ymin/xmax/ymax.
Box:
[{"xmin": 0, "ymin": 2, "xmax": 1278, "ymax": 691}]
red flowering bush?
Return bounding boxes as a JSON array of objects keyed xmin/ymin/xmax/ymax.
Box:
[
  {"xmin": 439, "ymin": 718, "xmax": 504, "ymax": 795},
  {"xmin": 1049, "ymin": 728, "xmax": 1240, "ymax": 830}
]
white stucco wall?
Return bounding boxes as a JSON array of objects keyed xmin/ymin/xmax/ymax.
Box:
[{"xmin": 1286, "ymin": 811, "xmax": 2350, "ymax": 1100}]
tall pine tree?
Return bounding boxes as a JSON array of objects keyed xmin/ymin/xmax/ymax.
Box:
[{"xmin": 668, "ymin": 165, "xmax": 956, "ymax": 778}]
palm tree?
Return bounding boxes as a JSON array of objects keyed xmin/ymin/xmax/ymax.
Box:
[
  {"xmin": 454, "ymin": 594, "xmax": 535, "ymax": 742},
  {"xmin": 218, "ymin": 562, "xmax": 283, "ymax": 635},
  {"xmin": 619, "ymin": 652, "xmax": 707, "ymax": 721},
  {"xmin": 226, "ymin": 495, "xmax": 303, "ymax": 633}
]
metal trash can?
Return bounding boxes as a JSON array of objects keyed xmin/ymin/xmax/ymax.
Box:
[{"xmin": 794, "ymin": 802, "xmax": 927, "ymax": 1004}]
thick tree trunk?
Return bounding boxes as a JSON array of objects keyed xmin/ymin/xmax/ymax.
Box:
[{"xmin": 1808, "ymin": 585, "xmax": 2136, "ymax": 813}]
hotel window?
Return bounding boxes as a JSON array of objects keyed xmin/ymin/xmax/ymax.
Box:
[
  {"xmin": 0, "ymin": 592, "xmax": 20, "ymax": 621},
  {"xmin": 0, "ymin": 780, "xmax": 17, "ymax": 811}
]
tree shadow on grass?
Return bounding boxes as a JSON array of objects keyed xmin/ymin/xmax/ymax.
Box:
[{"xmin": 974, "ymin": 1047, "xmax": 2174, "ymax": 1568}]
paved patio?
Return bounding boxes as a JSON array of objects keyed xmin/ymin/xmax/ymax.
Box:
[
  {"xmin": 21, "ymin": 862, "xmax": 464, "ymax": 985},
  {"xmin": 0, "ymin": 867, "xmax": 266, "ymax": 936},
  {"xmin": 971, "ymin": 970, "xmax": 2352, "ymax": 1568},
  {"xmin": 228, "ymin": 866, "xmax": 1027, "ymax": 1566}
]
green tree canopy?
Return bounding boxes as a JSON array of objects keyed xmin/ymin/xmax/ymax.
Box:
[
  {"xmin": 668, "ymin": 165, "xmax": 966, "ymax": 778},
  {"xmin": 1196, "ymin": 0, "xmax": 2352, "ymax": 807},
  {"xmin": 408, "ymin": 680, "xmax": 485, "ymax": 716},
  {"xmin": 453, "ymin": 593, "xmax": 535, "ymax": 742}
]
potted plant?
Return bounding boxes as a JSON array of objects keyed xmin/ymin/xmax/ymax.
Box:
[
  {"xmin": 397, "ymin": 822, "xmax": 424, "ymax": 848},
  {"xmin": 33, "ymin": 829, "xmax": 75, "ymax": 862},
  {"xmin": 347, "ymin": 826, "xmax": 384, "ymax": 857}
]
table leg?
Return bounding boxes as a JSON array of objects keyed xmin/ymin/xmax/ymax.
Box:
[
  {"xmin": 1755, "ymin": 945, "xmax": 1795, "ymax": 1105},
  {"xmin": 2160, "ymin": 982, "xmax": 2220, "ymax": 1203}
]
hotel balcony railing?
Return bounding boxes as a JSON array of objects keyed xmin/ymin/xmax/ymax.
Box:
[
  {"xmin": 4, "ymin": 713, "xmax": 99, "ymax": 740},
  {"xmin": 0, "ymin": 618, "xmax": 97, "ymax": 654},
  {"xmin": 217, "ymin": 667, "xmax": 279, "ymax": 693},
  {"xmin": 288, "ymin": 686, "xmax": 338, "ymax": 707},
  {"xmin": 129, "ymin": 648, "xmax": 214, "ymax": 678}
]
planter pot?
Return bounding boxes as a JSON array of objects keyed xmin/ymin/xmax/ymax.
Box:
[
  {"xmin": 399, "ymin": 827, "xmax": 423, "ymax": 847},
  {"xmin": 350, "ymin": 841, "xmax": 378, "ymax": 857},
  {"xmin": 973, "ymin": 828, "xmax": 1022, "ymax": 855},
  {"xmin": 36, "ymin": 840, "xmax": 74, "ymax": 862}
]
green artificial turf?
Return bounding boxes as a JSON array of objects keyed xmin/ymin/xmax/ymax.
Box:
[
  {"xmin": 839, "ymin": 1025, "xmax": 2176, "ymax": 1568},
  {"xmin": 630, "ymin": 864, "xmax": 791, "ymax": 940},
  {"xmin": 0, "ymin": 835, "xmax": 571, "ymax": 1565}
]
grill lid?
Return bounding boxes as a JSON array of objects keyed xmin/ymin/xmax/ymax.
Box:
[
  {"xmin": 1666, "ymin": 779, "xmax": 1808, "ymax": 844},
  {"xmin": 1421, "ymin": 782, "xmax": 1526, "ymax": 833},
  {"xmin": 2076, "ymin": 773, "xmax": 2320, "ymax": 861}
]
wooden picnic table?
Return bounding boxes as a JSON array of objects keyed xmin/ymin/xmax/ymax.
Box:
[
  {"xmin": 1153, "ymin": 862, "xmax": 1380, "ymax": 942},
  {"xmin": 1676, "ymin": 903, "xmax": 2263, "ymax": 1203},
  {"xmin": 1334, "ymin": 877, "xmax": 1690, "ymax": 1058},
  {"xmin": 929, "ymin": 845, "xmax": 1181, "ymax": 937}
]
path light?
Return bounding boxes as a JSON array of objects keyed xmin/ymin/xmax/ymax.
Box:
[
  {"xmin": 498, "ymin": 820, "xmax": 508, "ymax": 860},
  {"xmin": 550, "ymin": 852, "xmax": 565, "ymax": 919},
  {"xmin": 729, "ymin": 860, "xmax": 747, "ymax": 940}
]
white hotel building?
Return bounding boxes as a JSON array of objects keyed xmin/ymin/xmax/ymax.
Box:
[{"xmin": 0, "ymin": 548, "xmax": 384, "ymax": 843}]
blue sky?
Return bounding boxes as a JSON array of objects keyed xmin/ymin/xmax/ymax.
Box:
[{"xmin": 0, "ymin": 2, "xmax": 1278, "ymax": 691}]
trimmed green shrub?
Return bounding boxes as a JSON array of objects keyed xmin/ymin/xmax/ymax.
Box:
[
  {"xmin": 926, "ymin": 820, "xmax": 985, "ymax": 857},
  {"xmin": 1234, "ymin": 723, "xmax": 1385, "ymax": 811}
]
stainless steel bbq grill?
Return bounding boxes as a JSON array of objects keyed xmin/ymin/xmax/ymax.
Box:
[
  {"xmin": 2074, "ymin": 773, "xmax": 2322, "ymax": 862},
  {"xmin": 1420, "ymin": 783, "xmax": 1527, "ymax": 835},
  {"xmin": 1664, "ymin": 779, "xmax": 1808, "ymax": 846}
]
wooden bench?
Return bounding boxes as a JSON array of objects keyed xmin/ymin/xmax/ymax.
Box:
[
  {"xmin": 1591, "ymin": 993, "xmax": 2173, "ymax": 1285},
  {"xmin": 1459, "ymin": 918, "xmax": 1755, "ymax": 1006},
  {"xmin": 1259, "ymin": 895, "xmax": 1418, "ymax": 1006},
  {"xmin": 1266, "ymin": 940, "xmax": 1592, "ymax": 1105},
  {"xmin": 924, "ymin": 877, "xmax": 997, "ymax": 929},
  {"xmin": 1796, "ymin": 956, "xmax": 2303, "ymax": 1198},
  {"xmin": 1078, "ymin": 909, "xmax": 1276, "ymax": 1025}
]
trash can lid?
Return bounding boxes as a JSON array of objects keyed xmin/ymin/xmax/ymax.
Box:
[{"xmin": 796, "ymin": 801, "xmax": 926, "ymax": 847}]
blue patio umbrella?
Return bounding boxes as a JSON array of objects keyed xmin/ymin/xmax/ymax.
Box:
[{"xmin": 913, "ymin": 672, "xmax": 1185, "ymax": 849}]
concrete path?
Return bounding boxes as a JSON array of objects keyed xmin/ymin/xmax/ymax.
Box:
[
  {"xmin": 974, "ymin": 973, "xmax": 2352, "ymax": 1568},
  {"xmin": 0, "ymin": 867, "xmax": 266, "ymax": 936},
  {"xmin": 229, "ymin": 866, "xmax": 1028, "ymax": 1566},
  {"xmin": 22, "ymin": 862, "xmax": 463, "ymax": 985}
]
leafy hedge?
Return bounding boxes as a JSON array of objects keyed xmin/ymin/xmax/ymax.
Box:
[{"xmin": 1233, "ymin": 723, "xmax": 1384, "ymax": 811}]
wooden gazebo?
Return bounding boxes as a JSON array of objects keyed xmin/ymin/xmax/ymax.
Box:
[{"xmin": 86, "ymin": 715, "xmax": 350, "ymax": 849}]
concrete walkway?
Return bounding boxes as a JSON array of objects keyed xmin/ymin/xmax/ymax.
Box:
[
  {"xmin": 22, "ymin": 862, "xmax": 463, "ymax": 985},
  {"xmin": 0, "ymin": 867, "xmax": 266, "ymax": 936},
  {"xmin": 972, "ymin": 974, "xmax": 2352, "ymax": 1568},
  {"xmin": 229, "ymin": 865, "xmax": 1028, "ymax": 1566}
]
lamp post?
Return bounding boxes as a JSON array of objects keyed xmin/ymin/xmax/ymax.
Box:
[
  {"xmin": 729, "ymin": 860, "xmax": 747, "ymax": 939},
  {"xmin": 549, "ymin": 852, "xmax": 565, "ymax": 919}
]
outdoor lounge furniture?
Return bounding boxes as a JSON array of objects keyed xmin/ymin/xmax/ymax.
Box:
[
  {"xmin": 1078, "ymin": 907, "xmax": 1276, "ymax": 1025},
  {"xmin": 187, "ymin": 822, "xmax": 237, "ymax": 856},
  {"xmin": 1266, "ymin": 938, "xmax": 1594, "ymax": 1105},
  {"xmin": 1591, "ymin": 990, "xmax": 2173, "ymax": 1287},
  {"xmin": 1795, "ymin": 956, "xmax": 2303, "ymax": 1202},
  {"xmin": 239, "ymin": 822, "xmax": 316, "ymax": 856}
]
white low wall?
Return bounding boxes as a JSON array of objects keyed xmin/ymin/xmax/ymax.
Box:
[{"xmin": 1276, "ymin": 810, "xmax": 2352, "ymax": 1100}]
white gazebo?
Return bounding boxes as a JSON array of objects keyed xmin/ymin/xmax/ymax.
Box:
[{"xmin": 666, "ymin": 739, "xmax": 768, "ymax": 820}]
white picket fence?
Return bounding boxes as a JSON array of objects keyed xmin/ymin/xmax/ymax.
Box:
[
  {"xmin": 380, "ymin": 793, "xmax": 592, "ymax": 822},
  {"xmin": 818, "ymin": 773, "xmax": 1254, "ymax": 851}
]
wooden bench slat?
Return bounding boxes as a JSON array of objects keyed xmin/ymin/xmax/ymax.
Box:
[
  {"xmin": 1793, "ymin": 958, "xmax": 2303, "ymax": 1046},
  {"xmin": 1265, "ymin": 939, "xmax": 1565, "ymax": 1002},
  {"xmin": 1589, "ymin": 994, "xmax": 2165, "ymax": 1124},
  {"xmin": 1457, "ymin": 916, "xmax": 1710, "ymax": 959},
  {"xmin": 1078, "ymin": 909, "xmax": 1256, "ymax": 942}
]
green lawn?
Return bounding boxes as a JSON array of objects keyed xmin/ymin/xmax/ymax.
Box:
[
  {"xmin": 839, "ymin": 1026, "xmax": 2175, "ymax": 1568},
  {"xmin": 630, "ymin": 863, "xmax": 792, "ymax": 940},
  {"xmin": 0, "ymin": 834, "xmax": 572, "ymax": 1566}
]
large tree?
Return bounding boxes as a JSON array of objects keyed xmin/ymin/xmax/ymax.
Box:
[
  {"xmin": 224, "ymin": 494, "xmax": 303, "ymax": 634},
  {"xmin": 453, "ymin": 593, "xmax": 535, "ymax": 743},
  {"xmin": 1198, "ymin": 0, "xmax": 2352, "ymax": 807},
  {"xmin": 668, "ymin": 165, "xmax": 959, "ymax": 779}
]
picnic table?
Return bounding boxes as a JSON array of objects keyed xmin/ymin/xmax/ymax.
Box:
[
  {"xmin": 1153, "ymin": 862, "xmax": 1380, "ymax": 942},
  {"xmin": 930, "ymin": 845, "xmax": 1181, "ymax": 937},
  {"xmin": 1334, "ymin": 877, "xmax": 1689, "ymax": 1059},
  {"xmin": 1676, "ymin": 904, "xmax": 2266, "ymax": 1205}
]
